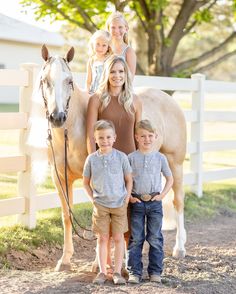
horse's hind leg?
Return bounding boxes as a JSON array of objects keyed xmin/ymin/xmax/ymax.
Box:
[
  {"xmin": 166, "ymin": 155, "xmax": 186, "ymax": 258},
  {"xmin": 52, "ymin": 171, "xmax": 74, "ymax": 271}
]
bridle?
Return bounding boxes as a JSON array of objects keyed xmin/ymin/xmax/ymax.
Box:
[
  {"xmin": 39, "ymin": 57, "xmax": 74, "ymax": 121},
  {"xmin": 40, "ymin": 58, "xmax": 94, "ymax": 241}
]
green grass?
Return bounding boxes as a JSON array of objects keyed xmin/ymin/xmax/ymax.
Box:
[
  {"xmin": 0, "ymin": 104, "xmax": 18, "ymax": 112},
  {"xmin": 0, "ymin": 202, "xmax": 92, "ymax": 256},
  {"xmin": 185, "ymin": 182, "xmax": 236, "ymax": 220}
]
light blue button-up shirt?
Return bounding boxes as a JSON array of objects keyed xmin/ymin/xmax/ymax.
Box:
[
  {"xmin": 128, "ymin": 150, "xmax": 172, "ymax": 195},
  {"xmin": 83, "ymin": 148, "xmax": 132, "ymax": 208}
]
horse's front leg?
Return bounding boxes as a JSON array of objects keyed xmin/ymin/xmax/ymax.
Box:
[
  {"xmin": 52, "ymin": 170, "xmax": 74, "ymax": 271},
  {"xmin": 172, "ymin": 164, "xmax": 186, "ymax": 258}
]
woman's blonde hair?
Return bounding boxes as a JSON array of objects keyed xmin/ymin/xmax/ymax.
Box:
[
  {"xmin": 105, "ymin": 11, "xmax": 129, "ymax": 44},
  {"xmin": 97, "ymin": 55, "xmax": 133, "ymax": 114},
  {"xmin": 88, "ymin": 30, "xmax": 112, "ymax": 57}
]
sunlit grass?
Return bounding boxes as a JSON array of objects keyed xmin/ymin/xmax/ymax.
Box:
[
  {"xmin": 0, "ymin": 202, "xmax": 93, "ymax": 257},
  {"xmin": 0, "ymin": 104, "xmax": 19, "ymax": 113},
  {"xmin": 185, "ymin": 182, "xmax": 236, "ymax": 220}
]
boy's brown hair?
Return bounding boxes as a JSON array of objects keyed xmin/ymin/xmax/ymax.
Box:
[
  {"xmin": 94, "ymin": 119, "xmax": 116, "ymax": 133},
  {"xmin": 135, "ymin": 119, "xmax": 156, "ymax": 134}
]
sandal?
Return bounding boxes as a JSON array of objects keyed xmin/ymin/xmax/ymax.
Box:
[
  {"xmin": 113, "ymin": 272, "xmax": 126, "ymax": 285},
  {"xmin": 93, "ymin": 272, "xmax": 107, "ymax": 285}
]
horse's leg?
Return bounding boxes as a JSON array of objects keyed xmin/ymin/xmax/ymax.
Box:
[
  {"xmin": 52, "ymin": 170, "xmax": 74, "ymax": 271},
  {"xmin": 166, "ymin": 155, "xmax": 186, "ymax": 258}
]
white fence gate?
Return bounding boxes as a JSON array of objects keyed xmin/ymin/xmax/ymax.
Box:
[{"xmin": 0, "ymin": 63, "xmax": 236, "ymax": 228}]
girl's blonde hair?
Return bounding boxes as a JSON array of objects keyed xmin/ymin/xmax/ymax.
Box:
[
  {"xmin": 88, "ymin": 30, "xmax": 112, "ymax": 57},
  {"xmin": 105, "ymin": 11, "xmax": 129, "ymax": 44},
  {"xmin": 97, "ymin": 55, "xmax": 133, "ymax": 114}
]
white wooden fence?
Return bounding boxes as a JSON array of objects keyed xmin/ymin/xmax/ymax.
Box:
[{"xmin": 0, "ymin": 63, "xmax": 236, "ymax": 228}]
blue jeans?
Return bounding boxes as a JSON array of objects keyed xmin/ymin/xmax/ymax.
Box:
[{"xmin": 127, "ymin": 200, "xmax": 163, "ymax": 278}]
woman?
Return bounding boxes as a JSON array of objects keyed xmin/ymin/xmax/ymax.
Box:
[
  {"xmin": 86, "ymin": 55, "xmax": 142, "ymax": 272},
  {"xmin": 86, "ymin": 55, "xmax": 142, "ymax": 155}
]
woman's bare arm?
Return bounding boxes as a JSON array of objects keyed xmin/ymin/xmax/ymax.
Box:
[
  {"xmin": 126, "ymin": 47, "xmax": 136, "ymax": 80},
  {"xmin": 85, "ymin": 60, "xmax": 92, "ymax": 92}
]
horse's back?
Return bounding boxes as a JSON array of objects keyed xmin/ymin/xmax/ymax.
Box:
[{"xmin": 135, "ymin": 87, "xmax": 186, "ymax": 158}]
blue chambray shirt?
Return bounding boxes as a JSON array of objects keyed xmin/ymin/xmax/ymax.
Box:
[
  {"xmin": 83, "ymin": 148, "xmax": 132, "ymax": 208},
  {"xmin": 128, "ymin": 150, "xmax": 172, "ymax": 195}
]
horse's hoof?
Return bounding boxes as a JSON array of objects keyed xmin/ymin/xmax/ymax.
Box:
[
  {"xmin": 55, "ymin": 261, "xmax": 72, "ymax": 272},
  {"xmin": 91, "ymin": 262, "xmax": 99, "ymax": 273},
  {"xmin": 172, "ymin": 249, "xmax": 186, "ymax": 259}
]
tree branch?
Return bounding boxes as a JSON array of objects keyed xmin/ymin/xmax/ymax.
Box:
[
  {"xmin": 137, "ymin": 0, "xmax": 150, "ymax": 21},
  {"xmin": 173, "ymin": 31, "xmax": 236, "ymax": 72},
  {"xmin": 184, "ymin": 0, "xmax": 217, "ymax": 36},
  {"xmin": 133, "ymin": 2, "xmax": 148, "ymax": 32},
  {"xmin": 67, "ymin": 0, "xmax": 98, "ymax": 32},
  {"xmin": 162, "ymin": 0, "xmax": 215, "ymax": 67},
  {"xmin": 112, "ymin": 0, "xmax": 131, "ymax": 11},
  {"xmin": 193, "ymin": 50, "xmax": 236, "ymax": 73},
  {"xmin": 39, "ymin": 0, "xmax": 96, "ymax": 32}
]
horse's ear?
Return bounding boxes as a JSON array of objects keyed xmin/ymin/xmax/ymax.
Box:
[
  {"xmin": 42, "ymin": 44, "xmax": 49, "ymax": 61},
  {"xmin": 65, "ymin": 47, "xmax": 75, "ymax": 63}
]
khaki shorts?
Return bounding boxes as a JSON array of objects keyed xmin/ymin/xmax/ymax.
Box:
[{"xmin": 92, "ymin": 202, "xmax": 128, "ymax": 235}]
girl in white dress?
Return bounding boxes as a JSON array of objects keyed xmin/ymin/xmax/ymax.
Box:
[{"xmin": 86, "ymin": 30, "xmax": 112, "ymax": 94}]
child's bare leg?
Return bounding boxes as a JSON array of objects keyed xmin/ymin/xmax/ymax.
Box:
[
  {"xmin": 97, "ymin": 233, "xmax": 109, "ymax": 274},
  {"xmin": 113, "ymin": 233, "xmax": 125, "ymax": 274},
  {"xmin": 107, "ymin": 238, "xmax": 112, "ymax": 267}
]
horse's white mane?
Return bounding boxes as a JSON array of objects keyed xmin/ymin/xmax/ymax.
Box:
[{"xmin": 26, "ymin": 67, "xmax": 49, "ymax": 183}]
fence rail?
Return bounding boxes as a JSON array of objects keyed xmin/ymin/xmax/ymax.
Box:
[{"xmin": 0, "ymin": 64, "xmax": 236, "ymax": 228}]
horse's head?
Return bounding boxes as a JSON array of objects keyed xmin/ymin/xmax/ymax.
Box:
[{"xmin": 40, "ymin": 45, "xmax": 75, "ymax": 127}]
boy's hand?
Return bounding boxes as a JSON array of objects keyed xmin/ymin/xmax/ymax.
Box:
[
  {"xmin": 125, "ymin": 195, "xmax": 130, "ymax": 204},
  {"xmin": 129, "ymin": 196, "xmax": 141, "ymax": 203},
  {"xmin": 151, "ymin": 193, "xmax": 164, "ymax": 201}
]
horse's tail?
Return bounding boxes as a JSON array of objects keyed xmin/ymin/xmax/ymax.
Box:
[{"xmin": 26, "ymin": 70, "xmax": 49, "ymax": 183}]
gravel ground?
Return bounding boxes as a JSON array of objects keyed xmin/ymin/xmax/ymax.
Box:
[{"xmin": 0, "ymin": 210, "xmax": 235, "ymax": 294}]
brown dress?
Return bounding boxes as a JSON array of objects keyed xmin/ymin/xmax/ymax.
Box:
[{"xmin": 98, "ymin": 96, "xmax": 136, "ymax": 155}]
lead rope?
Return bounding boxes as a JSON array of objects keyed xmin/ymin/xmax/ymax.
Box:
[{"xmin": 47, "ymin": 127, "xmax": 96, "ymax": 241}]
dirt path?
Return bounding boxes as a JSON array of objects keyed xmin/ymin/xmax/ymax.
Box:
[{"xmin": 1, "ymin": 211, "xmax": 235, "ymax": 294}]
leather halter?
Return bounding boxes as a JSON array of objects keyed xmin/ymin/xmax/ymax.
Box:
[{"xmin": 39, "ymin": 57, "xmax": 74, "ymax": 121}]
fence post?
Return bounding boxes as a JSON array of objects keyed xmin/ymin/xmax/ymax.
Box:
[
  {"xmin": 18, "ymin": 63, "xmax": 40, "ymax": 229},
  {"xmin": 190, "ymin": 73, "xmax": 205, "ymax": 197}
]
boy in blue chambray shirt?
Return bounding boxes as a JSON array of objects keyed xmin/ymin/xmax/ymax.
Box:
[
  {"xmin": 127, "ymin": 119, "xmax": 173, "ymax": 284},
  {"xmin": 83, "ymin": 119, "xmax": 132, "ymax": 285}
]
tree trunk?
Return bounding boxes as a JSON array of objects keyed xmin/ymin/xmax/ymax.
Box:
[{"xmin": 147, "ymin": 26, "xmax": 162, "ymax": 76}]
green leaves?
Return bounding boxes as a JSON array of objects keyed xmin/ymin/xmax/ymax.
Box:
[{"xmin": 194, "ymin": 9, "xmax": 213, "ymax": 24}]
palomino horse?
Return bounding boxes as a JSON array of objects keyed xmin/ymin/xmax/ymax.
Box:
[{"xmin": 28, "ymin": 45, "xmax": 186, "ymax": 271}]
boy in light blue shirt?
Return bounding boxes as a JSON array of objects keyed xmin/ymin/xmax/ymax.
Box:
[
  {"xmin": 83, "ymin": 119, "xmax": 132, "ymax": 285},
  {"xmin": 127, "ymin": 119, "xmax": 173, "ymax": 284}
]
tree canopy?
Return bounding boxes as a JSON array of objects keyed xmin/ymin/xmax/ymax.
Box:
[{"xmin": 20, "ymin": 0, "xmax": 236, "ymax": 77}]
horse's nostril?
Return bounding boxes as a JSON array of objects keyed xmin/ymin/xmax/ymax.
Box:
[{"xmin": 58, "ymin": 112, "xmax": 66, "ymax": 122}]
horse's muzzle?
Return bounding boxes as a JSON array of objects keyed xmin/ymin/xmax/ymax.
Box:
[{"xmin": 49, "ymin": 111, "xmax": 67, "ymax": 127}]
